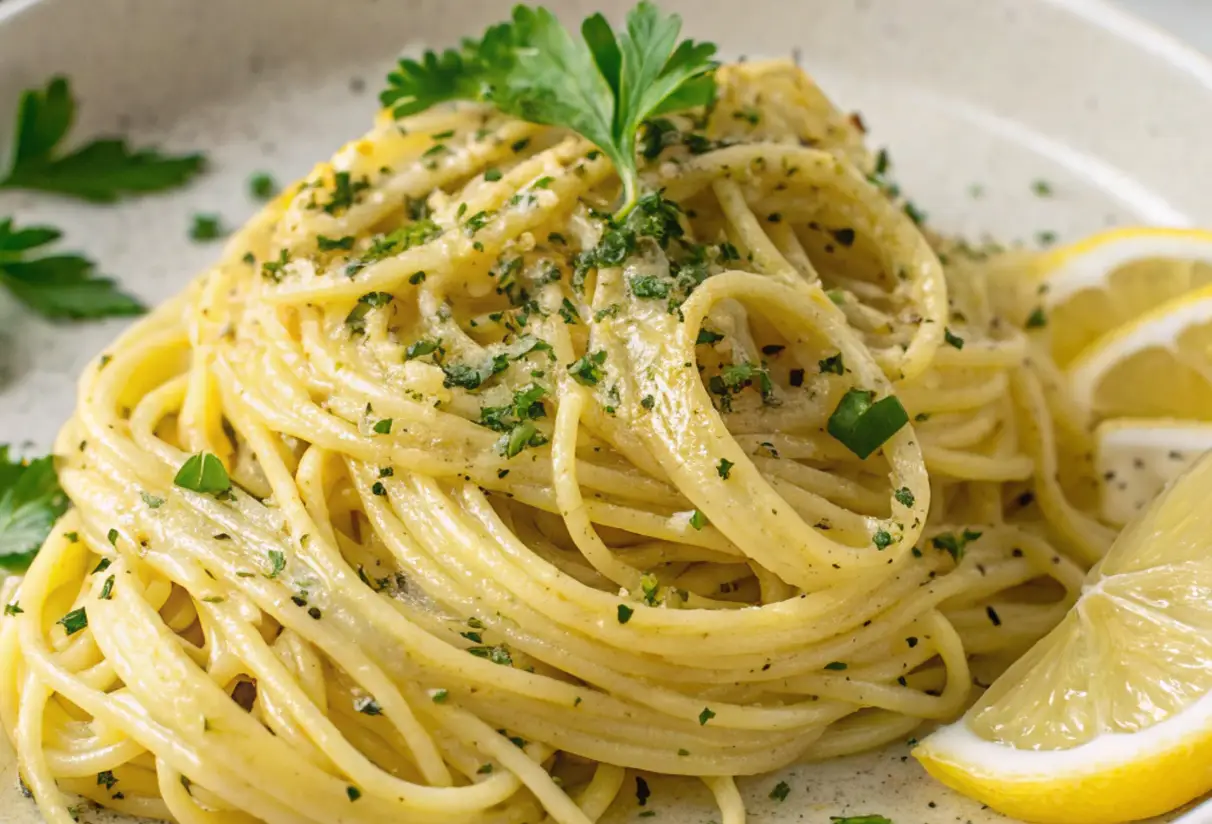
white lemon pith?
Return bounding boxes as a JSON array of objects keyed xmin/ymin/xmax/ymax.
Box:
[
  {"xmin": 914, "ymin": 452, "xmax": 1212, "ymax": 824},
  {"xmin": 1095, "ymin": 418, "xmax": 1212, "ymax": 526}
]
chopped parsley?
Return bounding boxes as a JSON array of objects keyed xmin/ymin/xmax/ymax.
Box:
[
  {"xmin": 57, "ymin": 607, "xmax": 87, "ymax": 635},
  {"xmin": 568, "ymin": 350, "xmax": 607, "ymax": 386},
  {"xmin": 317, "ymin": 234, "xmax": 355, "ymax": 251},
  {"xmin": 931, "ymin": 528, "xmax": 982, "ymax": 562},
  {"xmin": 698, "ymin": 707, "xmax": 715, "ymax": 725},
  {"xmin": 819, "ymin": 352, "xmax": 844, "ymax": 374},
  {"xmin": 716, "ymin": 458, "xmax": 734, "ymax": 480},
  {"xmin": 1025, "ymin": 307, "xmax": 1047, "ymax": 328},
  {"xmin": 826, "ymin": 389, "xmax": 909, "ymax": 460},
  {"xmin": 467, "ymin": 644, "xmax": 514, "ymax": 666},
  {"xmin": 405, "ymin": 339, "xmax": 440, "ymax": 360},
  {"xmin": 189, "ymin": 214, "xmax": 225, "ymax": 242},
  {"xmin": 943, "ymin": 327, "xmax": 964, "ymax": 350},
  {"xmin": 249, "ymin": 172, "xmax": 277, "ymax": 200},
  {"xmin": 629, "ymin": 274, "xmax": 670, "ymax": 299},
  {"xmin": 769, "ymin": 781, "xmax": 791, "ymax": 802},
  {"xmin": 688, "ymin": 509, "xmax": 707, "ymax": 530},
  {"xmin": 617, "ymin": 604, "xmax": 634, "ymax": 624},
  {"xmin": 893, "ymin": 487, "xmax": 915, "ymax": 508},
  {"xmin": 321, "ymin": 171, "xmax": 371, "ymax": 215},
  {"xmin": 174, "ymin": 452, "xmax": 232, "ymax": 497}
]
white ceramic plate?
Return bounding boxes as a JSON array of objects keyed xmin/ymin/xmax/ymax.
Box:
[{"xmin": 3, "ymin": 0, "xmax": 1212, "ymax": 821}]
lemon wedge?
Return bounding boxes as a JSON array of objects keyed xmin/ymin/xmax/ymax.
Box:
[
  {"xmin": 1066, "ymin": 284, "xmax": 1212, "ymax": 422},
  {"xmin": 1094, "ymin": 418, "xmax": 1212, "ymax": 526},
  {"xmin": 1019, "ymin": 227, "xmax": 1212, "ymax": 369},
  {"xmin": 914, "ymin": 451, "xmax": 1212, "ymax": 824}
]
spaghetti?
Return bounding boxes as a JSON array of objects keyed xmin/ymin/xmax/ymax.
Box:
[{"xmin": 2, "ymin": 59, "xmax": 1096, "ymax": 824}]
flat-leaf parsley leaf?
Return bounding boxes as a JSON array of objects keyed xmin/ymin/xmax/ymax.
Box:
[
  {"xmin": 0, "ymin": 446, "xmax": 68, "ymax": 571},
  {"xmin": 0, "ymin": 218, "xmax": 143, "ymax": 320},
  {"xmin": 1, "ymin": 76, "xmax": 205, "ymax": 202},
  {"xmin": 380, "ymin": 3, "xmax": 717, "ymax": 216}
]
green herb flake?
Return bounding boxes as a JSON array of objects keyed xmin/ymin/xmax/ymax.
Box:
[
  {"xmin": 943, "ymin": 327, "xmax": 964, "ymax": 350},
  {"xmin": 568, "ymin": 350, "xmax": 607, "ymax": 386},
  {"xmin": 824, "ymin": 661, "xmax": 847, "ymax": 671},
  {"xmin": 189, "ymin": 214, "xmax": 225, "ymax": 242},
  {"xmin": 99, "ymin": 575, "xmax": 115, "ymax": 600},
  {"xmin": 317, "ymin": 234, "xmax": 355, "ymax": 251},
  {"xmin": 630, "ymin": 274, "xmax": 670, "ymax": 299},
  {"xmin": 266, "ymin": 549, "xmax": 286, "ymax": 578},
  {"xmin": 346, "ymin": 786, "xmax": 362, "ymax": 802},
  {"xmin": 431, "ymin": 689, "xmax": 449, "ymax": 703},
  {"xmin": 405, "ymin": 339, "xmax": 440, "ymax": 360},
  {"xmin": 1031, "ymin": 179, "xmax": 1053, "ymax": 197},
  {"xmin": 769, "ymin": 781, "xmax": 791, "ymax": 802},
  {"xmin": 716, "ymin": 458, "xmax": 734, "ymax": 480},
  {"xmin": 174, "ymin": 452, "xmax": 232, "ymax": 497},
  {"xmin": 372, "ymin": 418, "xmax": 393, "ymax": 435},
  {"xmin": 688, "ymin": 509, "xmax": 706, "ymax": 530},
  {"xmin": 698, "ymin": 707, "xmax": 715, "ymax": 726},
  {"xmin": 617, "ymin": 603, "xmax": 634, "ymax": 624},
  {"xmin": 249, "ymin": 172, "xmax": 277, "ymax": 200},
  {"xmin": 1025, "ymin": 307, "xmax": 1047, "ymax": 328},
  {"xmin": 57, "ymin": 607, "xmax": 87, "ymax": 635},
  {"xmin": 893, "ymin": 487, "xmax": 915, "ymax": 508},
  {"xmin": 819, "ymin": 352, "xmax": 844, "ymax": 375},
  {"xmin": 826, "ymin": 389, "xmax": 910, "ymax": 460},
  {"xmin": 931, "ymin": 528, "xmax": 982, "ymax": 562},
  {"xmin": 141, "ymin": 491, "xmax": 165, "ymax": 509}
]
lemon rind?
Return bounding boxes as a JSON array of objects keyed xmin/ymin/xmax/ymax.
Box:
[
  {"xmin": 1068, "ymin": 288, "xmax": 1212, "ymax": 411},
  {"xmin": 1038, "ymin": 227, "xmax": 1212, "ymax": 306}
]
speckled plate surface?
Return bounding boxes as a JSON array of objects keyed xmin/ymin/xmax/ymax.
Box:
[{"xmin": 3, "ymin": 0, "xmax": 1212, "ymax": 822}]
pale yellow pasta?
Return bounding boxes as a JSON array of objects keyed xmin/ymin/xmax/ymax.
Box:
[{"xmin": 1, "ymin": 61, "xmax": 1098, "ymax": 824}]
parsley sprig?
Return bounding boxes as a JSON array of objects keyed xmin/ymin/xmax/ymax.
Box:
[
  {"xmin": 0, "ymin": 446, "xmax": 68, "ymax": 571},
  {"xmin": 0, "ymin": 218, "xmax": 143, "ymax": 320},
  {"xmin": 1, "ymin": 77, "xmax": 205, "ymax": 202},
  {"xmin": 380, "ymin": 3, "xmax": 717, "ymax": 216}
]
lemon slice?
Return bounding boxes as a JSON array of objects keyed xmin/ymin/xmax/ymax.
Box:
[
  {"xmin": 1065, "ymin": 283, "xmax": 1212, "ymax": 423},
  {"xmin": 1019, "ymin": 227, "xmax": 1212, "ymax": 369},
  {"xmin": 914, "ymin": 452, "xmax": 1212, "ymax": 824},
  {"xmin": 1094, "ymin": 418, "xmax": 1212, "ymax": 526}
]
